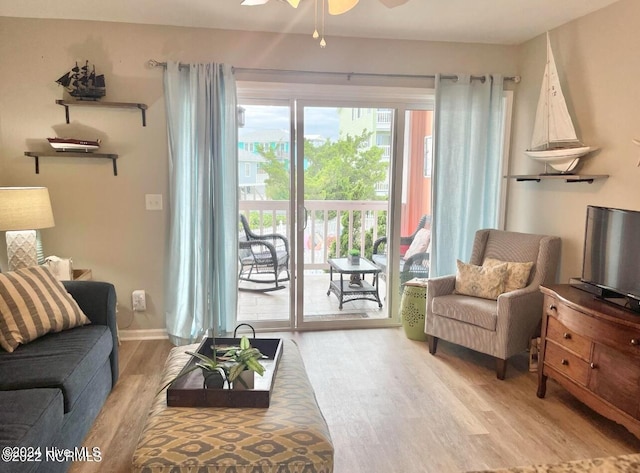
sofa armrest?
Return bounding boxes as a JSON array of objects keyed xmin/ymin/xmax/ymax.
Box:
[{"xmin": 63, "ymin": 280, "xmax": 119, "ymax": 385}]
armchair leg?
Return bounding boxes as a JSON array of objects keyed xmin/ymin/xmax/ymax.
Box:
[
  {"xmin": 496, "ymin": 358, "xmax": 508, "ymax": 380},
  {"xmin": 427, "ymin": 335, "xmax": 438, "ymax": 355}
]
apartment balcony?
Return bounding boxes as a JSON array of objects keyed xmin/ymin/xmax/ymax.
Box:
[
  {"xmin": 377, "ymin": 110, "xmax": 392, "ymax": 129},
  {"xmin": 238, "ymin": 199, "xmax": 391, "ymax": 322}
]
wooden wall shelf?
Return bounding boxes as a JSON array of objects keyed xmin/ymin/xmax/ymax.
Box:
[
  {"xmin": 56, "ymin": 99, "xmax": 148, "ymax": 126},
  {"xmin": 504, "ymin": 174, "xmax": 609, "ymax": 184},
  {"xmin": 24, "ymin": 151, "xmax": 119, "ymax": 176}
]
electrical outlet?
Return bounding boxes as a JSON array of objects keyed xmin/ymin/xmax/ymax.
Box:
[
  {"xmin": 145, "ymin": 194, "xmax": 163, "ymax": 211},
  {"xmin": 132, "ymin": 289, "xmax": 146, "ymax": 311}
]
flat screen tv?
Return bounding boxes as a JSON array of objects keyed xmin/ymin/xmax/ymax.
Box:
[{"xmin": 581, "ymin": 205, "xmax": 640, "ymax": 311}]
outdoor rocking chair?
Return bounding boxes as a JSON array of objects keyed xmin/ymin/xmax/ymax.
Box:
[{"xmin": 238, "ymin": 214, "xmax": 290, "ymax": 292}]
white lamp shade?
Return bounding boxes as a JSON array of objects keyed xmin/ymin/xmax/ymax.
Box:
[{"xmin": 0, "ymin": 187, "xmax": 55, "ymax": 231}]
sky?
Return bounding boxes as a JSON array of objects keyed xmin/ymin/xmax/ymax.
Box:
[{"xmin": 239, "ymin": 104, "xmax": 340, "ymax": 141}]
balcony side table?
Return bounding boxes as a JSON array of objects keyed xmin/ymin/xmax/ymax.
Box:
[{"xmin": 327, "ymin": 257, "xmax": 382, "ymax": 309}]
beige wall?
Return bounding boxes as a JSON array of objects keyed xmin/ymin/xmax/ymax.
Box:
[
  {"xmin": 0, "ymin": 17, "xmax": 518, "ymax": 332},
  {"xmin": 506, "ymin": 0, "xmax": 640, "ymax": 283}
]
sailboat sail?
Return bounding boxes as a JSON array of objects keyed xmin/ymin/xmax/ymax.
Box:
[
  {"xmin": 530, "ymin": 36, "xmax": 579, "ymax": 150},
  {"xmin": 525, "ymin": 33, "xmax": 595, "ymax": 172}
]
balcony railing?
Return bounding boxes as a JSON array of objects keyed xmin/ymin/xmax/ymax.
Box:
[
  {"xmin": 377, "ymin": 110, "xmax": 392, "ymax": 127},
  {"xmin": 239, "ymin": 200, "xmax": 388, "ymax": 270}
]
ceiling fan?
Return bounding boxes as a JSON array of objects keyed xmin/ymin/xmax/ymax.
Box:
[
  {"xmin": 240, "ymin": 0, "xmax": 410, "ymax": 15},
  {"xmin": 240, "ymin": 0, "xmax": 410, "ymax": 47}
]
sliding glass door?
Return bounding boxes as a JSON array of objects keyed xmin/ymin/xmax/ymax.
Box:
[
  {"xmin": 296, "ymin": 104, "xmax": 393, "ymax": 328},
  {"xmin": 236, "ymin": 102, "xmax": 294, "ymax": 330},
  {"xmin": 236, "ymin": 84, "xmax": 437, "ymax": 330}
]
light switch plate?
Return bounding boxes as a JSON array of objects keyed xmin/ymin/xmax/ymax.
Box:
[{"xmin": 145, "ymin": 194, "xmax": 163, "ymax": 211}]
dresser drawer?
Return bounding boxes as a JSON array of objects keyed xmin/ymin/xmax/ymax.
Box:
[
  {"xmin": 546, "ymin": 316, "xmax": 592, "ymax": 359},
  {"xmin": 544, "ymin": 341, "xmax": 590, "ymax": 385},
  {"xmin": 545, "ymin": 295, "xmax": 640, "ymax": 359},
  {"xmin": 593, "ymin": 320, "xmax": 640, "ymax": 359}
]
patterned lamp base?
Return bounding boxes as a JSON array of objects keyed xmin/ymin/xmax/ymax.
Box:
[{"xmin": 6, "ymin": 230, "xmax": 38, "ymax": 271}]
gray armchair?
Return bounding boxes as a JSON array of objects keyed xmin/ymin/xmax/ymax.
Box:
[{"xmin": 425, "ymin": 229, "xmax": 560, "ymax": 379}]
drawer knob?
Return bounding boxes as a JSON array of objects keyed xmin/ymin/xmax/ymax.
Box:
[
  {"xmin": 561, "ymin": 359, "xmax": 569, "ymax": 366},
  {"xmin": 563, "ymin": 332, "xmax": 572, "ymax": 340},
  {"xmin": 632, "ymin": 339, "xmax": 640, "ymax": 346},
  {"xmin": 590, "ymin": 362, "xmax": 597, "ymax": 369},
  {"xmin": 549, "ymin": 304, "xmax": 557, "ymax": 311}
]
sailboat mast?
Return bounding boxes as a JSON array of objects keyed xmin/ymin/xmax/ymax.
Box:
[{"xmin": 545, "ymin": 32, "xmax": 551, "ymax": 149}]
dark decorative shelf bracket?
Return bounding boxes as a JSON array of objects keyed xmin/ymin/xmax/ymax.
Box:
[
  {"xmin": 56, "ymin": 99, "xmax": 148, "ymax": 126},
  {"xmin": 24, "ymin": 151, "xmax": 119, "ymax": 176}
]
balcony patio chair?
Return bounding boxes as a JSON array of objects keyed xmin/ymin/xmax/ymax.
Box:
[
  {"xmin": 425, "ymin": 229, "xmax": 561, "ymax": 379},
  {"xmin": 238, "ymin": 214, "xmax": 290, "ymax": 292},
  {"xmin": 372, "ymin": 215, "xmax": 430, "ymax": 286}
]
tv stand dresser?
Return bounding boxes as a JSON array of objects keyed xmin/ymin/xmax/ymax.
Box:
[{"xmin": 538, "ymin": 284, "xmax": 640, "ymax": 439}]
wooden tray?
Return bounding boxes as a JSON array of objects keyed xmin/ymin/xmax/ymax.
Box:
[{"xmin": 166, "ymin": 337, "xmax": 283, "ymax": 408}]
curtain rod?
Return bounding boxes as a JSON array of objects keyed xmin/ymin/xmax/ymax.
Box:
[{"xmin": 147, "ymin": 60, "xmax": 521, "ymax": 83}]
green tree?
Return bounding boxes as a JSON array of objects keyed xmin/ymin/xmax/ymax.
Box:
[
  {"xmin": 257, "ymin": 144, "xmax": 289, "ymax": 200},
  {"xmin": 303, "ymin": 131, "xmax": 386, "ymax": 202},
  {"xmin": 256, "ymin": 131, "xmax": 388, "ymax": 258}
]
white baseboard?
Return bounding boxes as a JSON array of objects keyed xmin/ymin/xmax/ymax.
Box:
[{"xmin": 118, "ymin": 328, "xmax": 169, "ymax": 341}]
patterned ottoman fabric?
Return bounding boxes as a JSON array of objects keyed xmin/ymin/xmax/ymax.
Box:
[
  {"xmin": 467, "ymin": 453, "xmax": 640, "ymax": 473},
  {"xmin": 132, "ymin": 339, "xmax": 334, "ymax": 473}
]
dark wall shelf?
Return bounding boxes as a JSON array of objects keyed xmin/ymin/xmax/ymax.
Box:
[
  {"xmin": 24, "ymin": 151, "xmax": 119, "ymax": 176},
  {"xmin": 504, "ymin": 174, "xmax": 609, "ymax": 184},
  {"xmin": 56, "ymin": 99, "xmax": 148, "ymax": 126}
]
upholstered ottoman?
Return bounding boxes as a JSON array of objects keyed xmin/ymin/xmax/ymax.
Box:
[{"xmin": 132, "ymin": 339, "xmax": 334, "ymax": 473}]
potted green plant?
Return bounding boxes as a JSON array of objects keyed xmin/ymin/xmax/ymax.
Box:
[
  {"xmin": 158, "ymin": 347, "xmax": 227, "ymax": 393},
  {"xmin": 348, "ymin": 249, "xmax": 360, "ymax": 265},
  {"xmin": 222, "ymin": 335, "xmax": 267, "ymax": 390}
]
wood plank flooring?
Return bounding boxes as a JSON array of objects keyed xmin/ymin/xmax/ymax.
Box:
[{"xmin": 69, "ymin": 328, "xmax": 640, "ymax": 473}]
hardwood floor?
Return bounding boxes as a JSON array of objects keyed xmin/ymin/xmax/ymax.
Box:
[{"xmin": 70, "ymin": 328, "xmax": 640, "ymax": 473}]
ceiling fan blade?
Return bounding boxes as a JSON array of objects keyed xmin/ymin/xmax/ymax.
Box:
[
  {"xmin": 378, "ymin": 0, "xmax": 409, "ymax": 7},
  {"xmin": 328, "ymin": 0, "xmax": 359, "ymax": 15},
  {"xmin": 240, "ymin": 0, "xmax": 270, "ymax": 5}
]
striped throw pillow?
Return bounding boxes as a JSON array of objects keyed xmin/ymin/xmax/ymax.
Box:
[{"xmin": 0, "ymin": 266, "xmax": 90, "ymax": 353}]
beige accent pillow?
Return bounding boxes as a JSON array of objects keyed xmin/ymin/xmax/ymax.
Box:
[
  {"xmin": 0, "ymin": 266, "xmax": 90, "ymax": 353},
  {"xmin": 455, "ymin": 260, "xmax": 508, "ymax": 300},
  {"xmin": 483, "ymin": 257, "xmax": 534, "ymax": 293},
  {"xmin": 404, "ymin": 228, "xmax": 431, "ymax": 259}
]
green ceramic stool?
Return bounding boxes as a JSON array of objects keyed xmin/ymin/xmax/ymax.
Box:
[{"xmin": 400, "ymin": 279, "xmax": 428, "ymax": 341}]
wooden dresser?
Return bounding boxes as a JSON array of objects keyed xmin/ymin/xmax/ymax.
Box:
[{"xmin": 538, "ymin": 284, "xmax": 640, "ymax": 439}]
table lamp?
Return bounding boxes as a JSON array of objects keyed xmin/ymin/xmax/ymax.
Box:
[{"xmin": 0, "ymin": 187, "xmax": 55, "ymax": 271}]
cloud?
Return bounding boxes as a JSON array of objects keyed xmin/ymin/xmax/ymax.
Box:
[{"xmin": 239, "ymin": 104, "xmax": 340, "ymax": 141}]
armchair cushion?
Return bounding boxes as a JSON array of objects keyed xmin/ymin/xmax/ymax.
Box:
[
  {"xmin": 432, "ymin": 294, "xmax": 498, "ymax": 331},
  {"xmin": 483, "ymin": 257, "xmax": 534, "ymax": 293},
  {"xmin": 454, "ymin": 260, "xmax": 508, "ymax": 300},
  {"xmin": 404, "ymin": 228, "xmax": 430, "ymax": 259}
]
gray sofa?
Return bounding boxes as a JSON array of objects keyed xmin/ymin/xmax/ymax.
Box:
[{"xmin": 0, "ymin": 280, "xmax": 118, "ymax": 473}]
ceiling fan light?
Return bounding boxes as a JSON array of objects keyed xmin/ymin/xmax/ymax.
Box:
[
  {"xmin": 378, "ymin": 0, "xmax": 409, "ymax": 7},
  {"xmin": 286, "ymin": 0, "xmax": 301, "ymax": 7},
  {"xmin": 240, "ymin": 0, "xmax": 270, "ymax": 5},
  {"xmin": 328, "ymin": 0, "xmax": 358, "ymax": 15}
]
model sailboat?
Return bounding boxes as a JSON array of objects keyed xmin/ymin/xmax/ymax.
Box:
[
  {"xmin": 525, "ymin": 33, "xmax": 595, "ymax": 173},
  {"xmin": 55, "ymin": 61, "xmax": 106, "ymax": 101}
]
